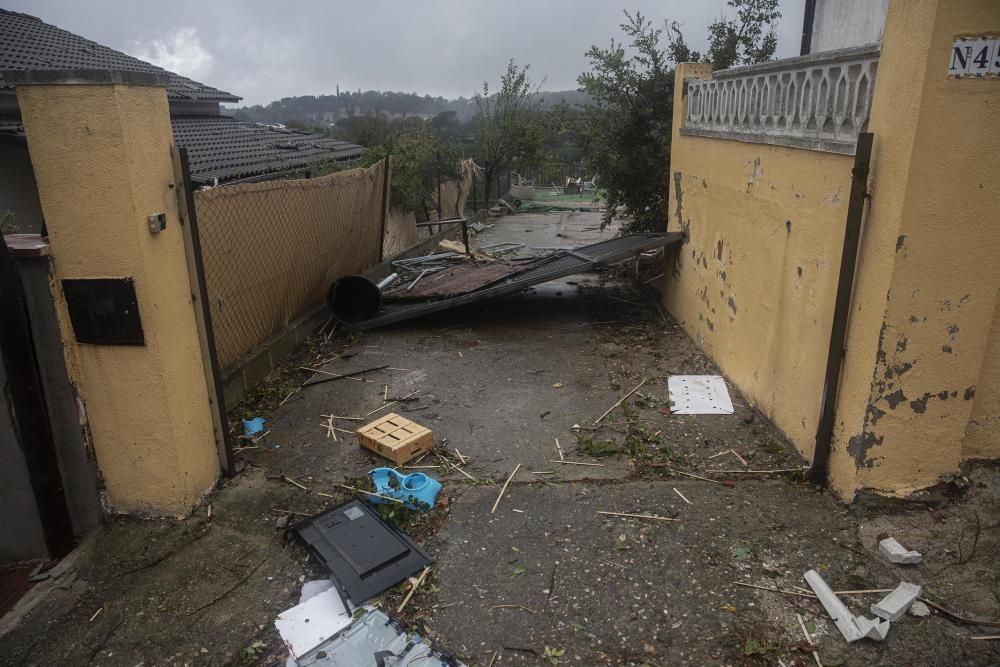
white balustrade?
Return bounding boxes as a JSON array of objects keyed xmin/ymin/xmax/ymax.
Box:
[{"xmin": 682, "ymin": 45, "xmax": 880, "ymax": 154}]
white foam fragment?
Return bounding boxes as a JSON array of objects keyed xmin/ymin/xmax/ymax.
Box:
[
  {"xmin": 878, "ymin": 537, "xmax": 921, "ymax": 564},
  {"xmin": 872, "ymin": 582, "xmax": 922, "ymax": 622},
  {"xmin": 804, "ymin": 569, "xmax": 890, "ymax": 643}
]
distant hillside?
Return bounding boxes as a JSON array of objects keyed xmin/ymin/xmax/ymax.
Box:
[{"xmin": 226, "ymin": 89, "xmax": 593, "ymax": 126}]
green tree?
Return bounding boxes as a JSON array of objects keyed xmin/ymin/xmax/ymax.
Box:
[
  {"xmin": 578, "ymin": 6, "xmax": 780, "ymax": 232},
  {"xmin": 578, "ymin": 11, "xmax": 675, "ymax": 232},
  {"xmin": 704, "ymin": 0, "xmax": 781, "ymax": 69},
  {"xmin": 474, "ymin": 60, "xmax": 544, "ymax": 202}
]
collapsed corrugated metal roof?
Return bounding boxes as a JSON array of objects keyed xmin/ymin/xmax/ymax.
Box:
[
  {"xmin": 0, "ymin": 9, "xmax": 240, "ymax": 103},
  {"xmin": 171, "ymin": 116, "xmax": 363, "ymax": 185}
]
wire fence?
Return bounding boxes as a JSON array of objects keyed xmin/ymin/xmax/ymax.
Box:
[{"xmin": 193, "ymin": 160, "xmax": 388, "ymax": 370}]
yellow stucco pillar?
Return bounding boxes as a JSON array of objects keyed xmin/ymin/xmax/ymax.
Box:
[
  {"xmin": 830, "ymin": 0, "xmax": 1000, "ymax": 497},
  {"xmin": 11, "ymin": 70, "xmax": 220, "ymax": 515}
]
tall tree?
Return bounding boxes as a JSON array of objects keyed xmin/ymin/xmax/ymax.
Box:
[
  {"xmin": 578, "ymin": 5, "xmax": 781, "ymax": 232},
  {"xmin": 578, "ymin": 12, "xmax": 675, "ymax": 232},
  {"xmin": 474, "ymin": 60, "xmax": 543, "ymax": 203},
  {"xmin": 705, "ymin": 0, "xmax": 781, "ymax": 70}
]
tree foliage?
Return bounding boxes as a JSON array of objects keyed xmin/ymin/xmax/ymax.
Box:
[
  {"xmin": 578, "ymin": 12, "xmax": 675, "ymax": 233},
  {"xmin": 578, "ymin": 5, "xmax": 781, "ymax": 232},
  {"xmin": 704, "ymin": 0, "xmax": 781, "ymax": 70},
  {"xmin": 474, "ymin": 60, "xmax": 544, "ymax": 201}
]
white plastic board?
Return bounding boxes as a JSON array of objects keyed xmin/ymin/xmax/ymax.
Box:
[
  {"xmin": 276, "ymin": 587, "xmax": 353, "ymax": 659},
  {"xmin": 667, "ymin": 375, "xmax": 734, "ymax": 415}
]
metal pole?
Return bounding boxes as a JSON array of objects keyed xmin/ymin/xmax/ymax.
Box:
[
  {"xmin": 378, "ymin": 154, "xmax": 390, "ymax": 262},
  {"xmin": 436, "ymin": 152, "xmax": 442, "ymax": 221},
  {"xmin": 472, "ymin": 168, "xmax": 478, "ymax": 216},
  {"xmin": 809, "ymin": 133, "xmax": 873, "ymax": 485},
  {"xmin": 177, "ymin": 147, "xmax": 234, "ymax": 475}
]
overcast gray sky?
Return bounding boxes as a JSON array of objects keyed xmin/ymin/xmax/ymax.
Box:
[{"xmin": 8, "ymin": 1, "xmax": 804, "ymax": 106}]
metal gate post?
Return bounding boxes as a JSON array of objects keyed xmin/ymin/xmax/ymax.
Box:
[{"xmin": 172, "ymin": 146, "xmax": 234, "ymax": 474}]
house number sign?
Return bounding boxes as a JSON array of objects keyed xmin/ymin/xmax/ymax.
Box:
[{"xmin": 949, "ymin": 36, "xmax": 1000, "ymax": 78}]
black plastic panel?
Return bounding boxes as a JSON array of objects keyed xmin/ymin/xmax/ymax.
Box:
[
  {"xmin": 62, "ymin": 278, "xmax": 144, "ymax": 346},
  {"xmin": 292, "ymin": 500, "xmax": 433, "ymax": 607}
]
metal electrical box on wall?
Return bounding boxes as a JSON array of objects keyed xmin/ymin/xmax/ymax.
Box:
[{"xmin": 61, "ymin": 278, "xmax": 145, "ymax": 345}]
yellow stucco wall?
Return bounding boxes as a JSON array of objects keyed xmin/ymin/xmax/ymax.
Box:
[
  {"xmin": 830, "ymin": 0, "xmax": 1000, "ymax": 496},
  {"xmin": 666, "ymin": 0, "xmax": 1000, "ymax": 500},
  {"xmin": 963, "ymin": 297, "xmax": 1000, "ymax": 459},
  {"xmin": 663, "ymin": 63, "xmax": 855, "ymax": 460},
  {"xmin": 17, "ymin": 82, "xmax": 219, "ymax": 515}
]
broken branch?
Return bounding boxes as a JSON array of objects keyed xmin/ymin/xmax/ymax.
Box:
[
  {"xmin": 397, "ymin": 566, "xmax": 430, "ymax": 613},
  {"xmin": 593, "ymin": 379, "xmax": 648, "ymax": 425},
  {"xmin": 491, "ymin": 463, "xmax": 522, "ymax": 513}
]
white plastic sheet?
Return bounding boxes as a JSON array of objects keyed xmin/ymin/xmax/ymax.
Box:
[{"xmin": 667, "ymin": 375, "xmax": 734, "ymax": 414}]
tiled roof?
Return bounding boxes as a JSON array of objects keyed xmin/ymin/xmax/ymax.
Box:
[
  {"xmin": 0, "ymin": 9, "xmax": 240, "ymax": 103},
  {"xmin": 172, "ymin": 117, "xmax": 362, "ymax": 184},
  {"xmin": 0, "ymin": 116, "xmax": 362, "ymax": 184}
]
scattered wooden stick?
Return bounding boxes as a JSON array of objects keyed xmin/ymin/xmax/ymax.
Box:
[
  {"xmin": 655, "ymin": 467, "xmax": 731, "ymax": 485},
  {"xmin": 735, "ymin": 581, "xmax": 894, "ymax": 598},
  {"xmin": 251, "ymin": 430, "xmax": 271, "ymax": 443},
  {"xmin": 531, "ymin": 471, "xmax": 555, "ymax": 475},
  {"xmin": 232, "ymin": 445, "xmax": 260, "ymax": 454},
  {"xmin": 299, "ymin": 366, "xmax": 371, "ymax": 383},
  {"xmin": 708, "ymin": 450, "xmax": 730, "ymax": 459},
  {"xmin": 454, "ymin": 448, "xmax": 468, "ymax": 465},
  {"xmin": 384, "ymin": 384, "xmax": 389, "ymax": 401},
  {"xmin": 920, "ymin": 598, "xmax": 1000, "ymax": 629},
  {"xmin": 397, "ymin": 566, "xmax": 430, "ymax": 613},
  {"xmin": 796, "ymin": 612, "xmax": 823, "ymax": 667},
  {"xmin": 673, "ymin": 488, "xmax": 692, "ymax": 505},
  {"xmin": 710, "ymin": 468, "xmax": 802, "ymax": 474},
  {"xmin": 970, "ymin": 635, "xmax": 1000, "ymax": 640},
  {"xmin": 89, "ymin": 607, "xmax": 103, "ymax": 623},
  {"xmin": 320, "ymin": 415, "xmax": 365, "ymax": 421},
  {"xmin": 340, "ymin": 484, "xmax": 406, "ymax": 505},
  {"xmin": 491, "ymin": 463, "xmax": 522, "ymax": 513},
  {"xmin": 332, "ymin": 427, "xmax": 355, "ymax": 435},
  {"xmin": 282, "ymin": 475, "xmax": 308, "ymax": 491},
  {"xmin": 729, "ymin": 449, "xmax": 749, "ymax": 467},
  {"xmin": 489, "ymin": 604, "xmax": 536, "ymax": 614},
  {"xmin": 548, "ymin": 460, "xmax": 606, "ymax": 467},
  {"xmin": 554, "ymin": 438, "xmax": 564, "ymax": 460},
  {"xmin": 597, "ymin": 511, "xmax": 677, "ymax": 522},
  {"xmin": 366, "ymin": 390, "xmax": 420, "ymax": 416},
  {"xmin": 488, "ymin": 650, "xmax": 499, "ymax": 667},
  {"xmin": 302, "ymin": 365, "xmax": 389, "ymax": 388},
  {"xmin": 593, "ymin": 379, "xmax": 648, "ymax": 425},
  {"xmin": 279, "ymin": 387, "xmax": 300, "ymax": 406},
  {"xmin": 271, "ymin": 508, "xmax": 315, "ymax": 517},
  {"xmin": 448, "ymin": 461, "xmax": 477, "ymax": 481}
]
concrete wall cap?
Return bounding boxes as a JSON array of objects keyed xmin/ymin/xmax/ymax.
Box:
[{"xmin": 3, "ymin": 69, "xmax": 170, "ymax": 88}]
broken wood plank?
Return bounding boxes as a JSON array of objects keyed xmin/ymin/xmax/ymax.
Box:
[
  {"xmin": 593, "ymin": 379, "xmax": 648, "ymax": 425},
  {"xmin": 491, "ymin": 463, "xmax": 522, "ymax": 513}
]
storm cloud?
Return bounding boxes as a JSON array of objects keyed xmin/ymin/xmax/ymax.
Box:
[{"xmin": 6, "ymin": 0, "xmax": 804, "ymax": 106}]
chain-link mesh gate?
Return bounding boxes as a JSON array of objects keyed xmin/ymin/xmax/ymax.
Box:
[{"xmin": 193, "ymin": 161, "xmax": 388, "ymax": 370}]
